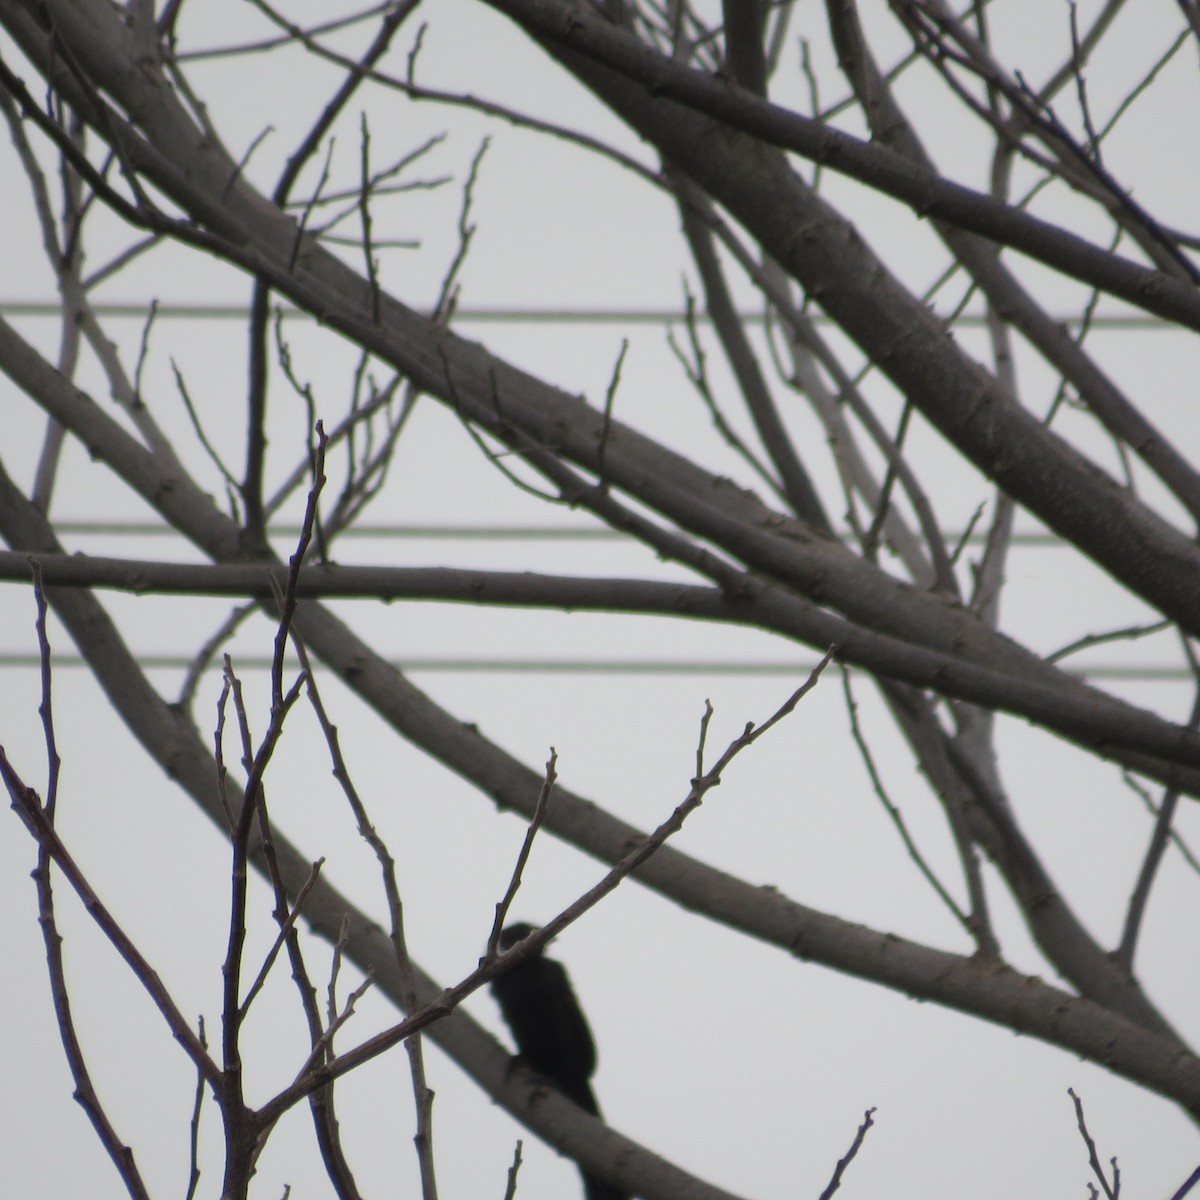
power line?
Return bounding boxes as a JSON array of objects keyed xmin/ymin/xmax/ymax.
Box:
[
  {"xmin": 38, "ymin": 524, "xmax": 621, "ymax": 542},
  {"xmin": 0, "ymin": 300, "xmax": 1170, "ymax": 329},
  {"xmin": 0, "ymin": 653, "xmax": 1187, "ymax": 680},
  {"xmin": 44, "ymin": 519, "xmax": 1069, "ymax": 546}
]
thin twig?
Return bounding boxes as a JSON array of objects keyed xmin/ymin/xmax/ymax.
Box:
[
  {"xmin": 818, "ymin": 1107, "xmax": 877, "ymax": 1200},
  {"xmin": 358, "ymin": 114, "xmax": 382, "ymax": 326},
  {"xmin": 666, "ymin": 284, "xmax": 784, "ymax": 502},
  {"xmin": 1169, "ymin": 1165, "xmax": 1200, "ymax": 1200},
  {"xmin": 1120, "ymin": 771, "xmax": 1200, "ymax": 875},
  {"xmin": 841, "ymin": 668, "xmax": 973, "ymax": 937},
  {"xmin": 171, "ymin": 358, "xmax": 243, "ymax": 501},
  {"xmin": 502, "ymin": 1140, "xmax": 524, "ymax": 1200},
  {"xmin": 218, "ymin": 430, "xmax": 328, "ymax": 1191},
  {"xmin": 489, "ymin": 753, "xmax": 559, "ymax": 956},
  {"xmin": 185, "ymin": 1016, "xmax": 208, "ymax": 1200},
  {"xmin": 1068, "ymin": 1088, "xmax": 1119, "ymax": 1200},
  {"xmin": 1, "ymin": 573, "xmax": 153, "ymax": 1198},
  {"xmin": 2, "ymin": 749, "xmax": 221, "ymax": 1089},
  {"xmin": 596, "ymin": 338, "xmax": 628, "ymax": 488},
  {"xmin": 239, "ymin": 858, "xmax": 327, "ymax": 1018},
  {"xmin": 1046, "ymin": 619, "xmax": 1172, "ymax": 664},
  {"xmin": 1117, "ymin": 643, "xmax": 1200, "ymax": 968},
  {"xmin": 296, "ymin": 633, "xmax": 439, "ymax": 1200}
]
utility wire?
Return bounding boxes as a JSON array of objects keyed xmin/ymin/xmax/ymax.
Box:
[
  {"xmin": 44, "ymin": 519, "xmax": 1068, "ymax": 546},
  {"xmin": 0, "ymin": 300, "xmax": 1171, "ymax": 328},
  {"xmin": 0, "ymin": 653, "xmax": 1187, "ymax": 680}
]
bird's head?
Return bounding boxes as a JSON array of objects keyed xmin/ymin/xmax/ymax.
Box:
[{"xmin": 498, "ymin": 922, "xmax": 541, "ymax": 952}]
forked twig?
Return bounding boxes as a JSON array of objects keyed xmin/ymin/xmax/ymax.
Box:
[{"xmin": 1068, "ymin": 1088, "xmax": 1119, "ymax": 1200}]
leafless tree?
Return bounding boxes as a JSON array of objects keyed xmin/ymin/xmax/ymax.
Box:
[{"xmin": 1, "ymin": 2, "xmax": 1199, "ymax": 1198}]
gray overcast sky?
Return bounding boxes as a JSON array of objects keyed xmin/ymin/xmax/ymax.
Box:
[{"xmin": 2, "ymin": 2, "xmax": 1199, "ymax": 1198}]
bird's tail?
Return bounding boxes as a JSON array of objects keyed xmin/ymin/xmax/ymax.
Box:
[
  {"xmin": 561, "ymin": 1083, "xmax": 631, "ymax": 1199},
  {"xmin": 560, "ymin": 1075, "xmax": 601, "ymax": 1116},
  {"xmin": 583, "ymin": 1172, "xmax": 631, "ymax": 1200}
]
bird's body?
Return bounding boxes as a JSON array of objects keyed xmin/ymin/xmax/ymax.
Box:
[
  {"xmin": 490, "ymin": 923, "xmax": 629, "ymax": 1200},
  {"xmin": 491, "ymin": 943, "xmax": 600, "ymax": 1111}
]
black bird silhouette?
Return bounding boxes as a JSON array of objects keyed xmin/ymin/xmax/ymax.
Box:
[{"xmin": 491, "ymin": 923, "xmax": 629, "ymax": 1200}]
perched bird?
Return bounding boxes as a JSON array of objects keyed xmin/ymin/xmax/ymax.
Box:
[{"xmin": 491, "ymin": 923, "xmax": 629, "ymax": 1200}]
